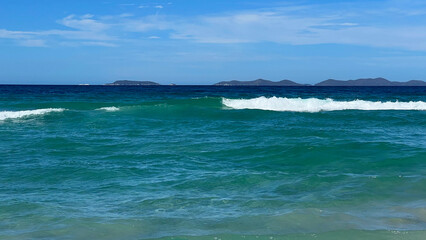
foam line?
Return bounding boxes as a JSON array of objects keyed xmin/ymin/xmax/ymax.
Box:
[
  {"xmin": 0, "ymin": 108, "xmax": 66, "ymax": 120},
  {"xmin": 223, "ymin": 97, "xmax": 426, "ymax": 112},
  {"xmin": 96, "ymin": 107, "xmax": 120, "ymax": 112}
]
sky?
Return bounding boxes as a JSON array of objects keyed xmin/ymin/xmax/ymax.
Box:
[{"xmin": 1, "ymin": 0, "xmax": 426, "ymax": 84}]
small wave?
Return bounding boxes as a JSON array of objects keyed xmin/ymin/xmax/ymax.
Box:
[
  {"xmin": 222, "ymin": 97, "xmax": 426, "ymax": 112},
  {"xmin": 96, "ymin": 107, "xmax": 120, "ymax": 112},
  {"xmin": 0, "ymin": 108, "xmax": 66, "ymax": 121}
]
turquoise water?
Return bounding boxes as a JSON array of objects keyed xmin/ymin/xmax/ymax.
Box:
[{"xmin": 1, "ymin": 86, "xmax": 425, "ymax": 240}]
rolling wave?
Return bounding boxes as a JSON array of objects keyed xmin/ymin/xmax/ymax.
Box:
[
  {"xmin": 222, "ymin": 97, "xmax": 426, "ymax": 112},
  {"xmin": 96, "ymin": 106, "xmax": 120, "ymax": 112},
  {"xmin": 0, "ymin": 108, "xmax": 65, "ymax": 121}
]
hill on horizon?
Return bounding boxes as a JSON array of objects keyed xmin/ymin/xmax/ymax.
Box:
[
  {"xmin": 105, "ymin": 80, "xmax": 160, "ymax": 86},
  {"xmin": 315, "ymin": 78, "xmax": 426, "ymax": 86},
  {"xmin": 213, "ymin": 78, "xmax": 426, "ymax": 86}
]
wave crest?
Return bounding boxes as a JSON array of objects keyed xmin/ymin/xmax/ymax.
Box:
[
  {"xmin": 222, "ymin": 97, "xmax": 426, "ymax": 112},
  {"xmin": 0, "ymin": 108, "xmax": 66, "ymax": 121},
  {"xmin": 96, "ymin": 107, "xmax": 120, "ymax": 112}
]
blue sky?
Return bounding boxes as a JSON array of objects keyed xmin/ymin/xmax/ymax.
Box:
[{"xmin": 1, "ymin": 0, "xmax": 426, "ymax": 84}]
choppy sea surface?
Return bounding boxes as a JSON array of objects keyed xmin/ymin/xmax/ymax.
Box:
[{"xmin": 1, "ymin": 85, "xmax": 425, "ymax": 240}]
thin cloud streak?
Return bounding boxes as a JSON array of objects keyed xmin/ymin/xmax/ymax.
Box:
[
  {"xmin": 18, "ymin": 39, "xmax": 47, "ymax": 47},
  {"xmin": 168, "ymin": 11, "xmax": 426, "ymax": 50},
  {"xmin": 1, "ymin": 2, "xmax": 426, "ymax": 50}
]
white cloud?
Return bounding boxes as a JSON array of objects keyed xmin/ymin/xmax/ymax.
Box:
[
  {"xmin": 120, "ymin": 15, "xmax": 170, "ymax": 32},
  {"xmin": 0, "ymin": 29, "xmax": 35, "ymax": 39},
  {"xmin": 154, "ymin": 5, "xmax": 164, "ymax": 9},
  {"xmin": 164, "ymin": 8, "xmax": 426, "ymax": 50},
  {"xmin": 2, "ymin": 2, "xmax": 426, "ymax": 51},
  {"xmin": 60, "ymin": 41, "xmax": 117, "ymax": 47},
  {"xmin": 42, "ymin": 29, "xmax": 115, "ymax": 41},
  {"xmin": 0, "ymin": 14, "xmax": 117, "ymax": 47},
  {"xmin": 59, "ymin": 14, "xmax": 109, "ymax": 32},
  {"xmin": 19, "ymin": 39, "xmax": 46, "ymax": 47},
  {"xmin": 169, "ymin": 11, "xmax": 342, "ymax": 44},
  {"xmin": 339, "ymin": 23, "xmax": 358, "ymax": 26}
]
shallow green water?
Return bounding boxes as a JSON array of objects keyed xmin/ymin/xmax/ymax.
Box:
[{"xmin": 0, "ymin": 86, "xmax": 425, "ymax": 239}]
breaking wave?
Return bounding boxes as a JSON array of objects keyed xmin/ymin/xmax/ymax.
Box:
[
  {"xmin": 96, "ymin": 107, "xmax": 120, "ymax": 112},
  {"xmin": 222, "ymin": 97, "xmax": 426, "ymax": 112},
  {"xmin": 0, "ymin": 108, "xmax": 66, "ymax": 121}
]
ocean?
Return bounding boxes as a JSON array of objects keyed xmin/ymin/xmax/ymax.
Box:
[{"xmin": 1, "ymin": 85, "xmax": 425, "ymax": 240}]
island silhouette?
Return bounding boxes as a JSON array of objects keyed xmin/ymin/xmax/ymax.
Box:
[{"xmin": 106, "ymin": 78, "xmax": 426, "ymax": 86}]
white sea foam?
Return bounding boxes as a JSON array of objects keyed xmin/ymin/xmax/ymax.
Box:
[
  {"xmin": 222, "ymin": 97, "xmax": 426, "ymax": 112},
  {"xmin": 0, "ymin": 108, "xmax": 66, "ymax": 121},
  {"xmin": 96, "ymin": 106, "xmax": 120, "ymax": 112}
]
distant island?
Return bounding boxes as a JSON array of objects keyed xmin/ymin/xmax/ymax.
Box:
[
  {"xmin": 105, "ymin": 80, "xmax": 160, "ymax": 86},
  {"xmin": 214, "ymin": 78, "xmax": 426, "ymax": 86},
  {"xmin": 103, "ymin": 78, "xmax": 426, "ymax": 86},
  {"xmin": 214, "ymin": 79, "xmax": 307, "ymax": 86},
  {"xmin": 315, "ymin": 77, "xmax": 426, "ymax": 86}
]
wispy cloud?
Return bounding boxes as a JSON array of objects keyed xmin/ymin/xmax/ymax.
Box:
[
  {"xmin": 0, "ymin": 14, "xmax": 117, "ymax": 47},
  {"xmin": 166, "ymin": 9, "xmax": 426, "ymax": 51},
  {"xmin": 2, "ymin": 1, "xmax": 426, "ymax": 50},
  {"xmin": 0, "ymin": 29, "xmax": 37, "ymax": 39},
  {"xmin": 137, "ymin": 4, "xmax": 167, "ymax": 9},
  {"xmin": 60, "ymin": 41, "xmax": 117, "ymax": 47},
  {"xmin": 161, "ymin": 3, "xmax": 426, "ymax": 51},
  {"xmin": 18, "ymin": 39, "xmax": 47, "ymax": 47},
  {"xmin": 59, "ymin": 14, "xmax": 110, "ymax": 32}
]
